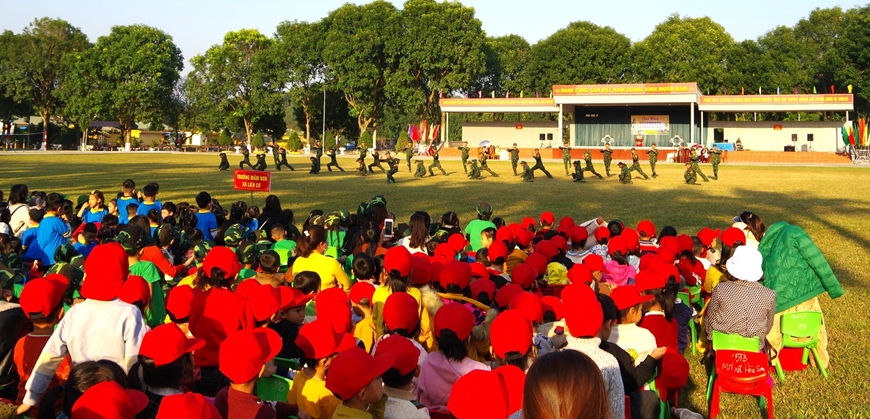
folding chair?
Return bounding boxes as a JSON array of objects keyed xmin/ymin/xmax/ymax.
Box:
[
  {"xmin": 772, "ymin": 311, "xmax": 828, "ymax": 380},
  {"xmin": 710, "ymin": 350, "xmax": 774, "ymax": 419}
]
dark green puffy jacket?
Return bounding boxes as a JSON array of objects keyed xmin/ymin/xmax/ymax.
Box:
[{"xmin": 758, "ymin": 221, "xmax": 845, "ymax": 312}]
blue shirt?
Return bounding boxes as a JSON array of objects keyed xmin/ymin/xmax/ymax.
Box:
[
  {"xmin": 21, "ymin": 227, "xmax": 41, "ymax": 262},
  {"xmin": 196, "ymin": 210, "xmax": 218, "ymax": 241},
  {"xmin": 137, "ymin": 200, "xmax": 162, "ymax": 219},
  {"xmin": 117, "ymin": 198, "xmax": 139, "ymax": 221},
  {"xmin": 244, "ymin": 219, "xmax": 259, "ymax": 231},
  {"xmin": 82, "ymin": 208, "xmax": 107, "ymax": 224},
  {"xmin": 73, "ymin": 241, "xmax": 96, "ymax": 258},
  {"xmin": 36, "ymin": 215, "xmax": 70, "ymax": 265}
]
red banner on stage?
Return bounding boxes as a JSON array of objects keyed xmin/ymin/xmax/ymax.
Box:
[{"xmin": 233, "ymin": 170, "xmax": 271, "ymax": 192}]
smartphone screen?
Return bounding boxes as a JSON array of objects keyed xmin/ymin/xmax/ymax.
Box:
[{"xmin": 384, "ymin": 219, "xmax": 394, "ymax": 238}]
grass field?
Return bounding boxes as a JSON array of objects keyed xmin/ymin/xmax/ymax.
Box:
[{"xmin": 2, "ymin": 152, "xmax": 869, "ymax": 418}]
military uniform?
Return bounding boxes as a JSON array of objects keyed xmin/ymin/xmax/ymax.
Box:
[
  {"xmin": 414, "ymin": 160, "xmax": 426, "ymax": 178},
  {"xmin": 459, "ymin": 146, "xmax": 470, "ymax": 173},
  {"xmin": 359, "ymin": 148, "xmax": 368, "ymax": 166},
  {"xmin": 559, "ymin": 143, "xmax": 572, "ymax": 175},
  {"xmin": 684, "ymin": 165, "xmax": 699, "ymax": 185},
  {"xmin": 646, "ymin": 146, "xmax": 659, "ymax": 177},
  {"xmin": 368, "ymin": 151, "xmax": 385, "ymax": 172},
  {"xmin": 629, "ymin": 150, "xmax": 650, "ymax": 180},
  {"xmin": 404, "ymin": 145, "xmax": 414, "ymax": 172},
  {"xmin": 479, "ymin": 153, "xmax": 499, "ymax": 177},
  {"xmin": 386, "ymin": 157, "xmax": 399, "ymax": 183},
  {"xmin": 508, "ymin": 146, "xmax": 520, "ymax": 175},
  {"xmin": 356, "ymin": 158, "xmax": 367, "ymax": 176},
  {"xmin": 618, "ymin": 163, "xmax": 632, "ymax": 184},
  {"xmin": 583, "ymin": 151, "xmax": 604, "ymax": 179},
  {"xmin": 219, "ymin": 153, "xmax": 230, "ymax": 171},
  {"xmin": 689, "ymin": 149, "xmax": 709, "ymax": 182},
  {"xmin": 309, "ymin": 157, "xmax": 321, "ymax": 174},
  {"xmin": 531, "ymin": 152, "xmax": 553, "ymax": 178},
  {"xmin": 239, "ymin": 149, "xmax": 254, "ymax": 169},
  {"xmin": 520, "ymin": 162, "xmax": 534, "ymax": 182},
  {"xmin": 277, "ymin": 148, "xmax": 295, "ymax": 171},
  {"xmin": 272, "ymin": 146, "xmax": 281, "ymax": 167},
  {"xmin": 253, "ymin": 154, "xmax": 267, "ymax": 171},
  {"xmin": 600, "ymin": 145, "xmax": 613, "ymax": 176},
  {"xmin": 571, "ymin": 160, "xmax": 586, "ymax": 182},
  {"xmin": 314, "ymin": 143, "xmax": 323, "ymax": 164},
  {"xmin": 428, "ymin": 149, "xmax": 447, "ymax": 176},
  {"xmin": 326, "ymin": 149, "xmax": 344, "ymax": 171},
  {"xmin": 467, "ymin": 160, "xmax": 482, "ymax": 179},
  {"xmin": 709, "ymin": 148, "xmax": 722, "ymax": 179}
]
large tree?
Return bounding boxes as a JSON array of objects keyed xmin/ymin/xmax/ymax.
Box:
[
  {"xmin": 189, "ymin": 29, "xmax": 285, "ymax": 146},
  {"xmin": 526, "ymin": 21, "xmax": 631, "ymax": 93},
  {"xmin": 5, "ymin": 18, "xmax": 88, "ymax": 150},
  {"xmin": 631, "ymin": 14, "xmax": 734, "ymax": 92},
  {"xmin": 61, "ymin": 24, "xmax": 182, "ymax": 149},
  {"xmin": 834, "ymin": 6, "xmax": 870, "ymax": 115},
  {"xmin": 274, "ymin": 20, "xmax": 326, "ymax": 143}
]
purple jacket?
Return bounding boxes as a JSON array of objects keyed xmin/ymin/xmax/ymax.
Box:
[{"xmin": 416, "ymin": 350, "xmax": 489, "ymax": 410}]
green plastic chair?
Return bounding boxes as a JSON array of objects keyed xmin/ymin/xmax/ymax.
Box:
[
  {"xmin": 706, "ymin": 331, "xmax": 761, "ymax": 403},
  {"xmin": 772, "ymin": 311, "xmax": 827, "ymax": 381},
  {"xmin": 647, "ymin": 371, "xmax": 671, "ymax": 419},
  {"xmin": 274, "ymin": 357, "xmax": 299, "ymax": 371},
  {"xmin": 677, "ymin": 291, "xmax": 697, "ymax": 355},
  {"xmin": 257, "ymin": 375, "xmax": 293, "ymax": 403}
]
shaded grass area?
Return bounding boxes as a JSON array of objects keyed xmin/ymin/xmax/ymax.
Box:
[{"xmin": 2, "ymin": 152, "xmax": 869, "ymax": 417}]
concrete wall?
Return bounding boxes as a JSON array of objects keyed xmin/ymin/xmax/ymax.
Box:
[
  {"xmin": 460, "ymin": 121, "xmax": 560, "ymax": 149},
  {"xmin": 704, "ymin": 121, "xmax": 843, "ymax": 152}
]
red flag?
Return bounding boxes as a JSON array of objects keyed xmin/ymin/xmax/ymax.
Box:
[{"xmin": 831, "ymin": 85, "xmax": 835, "ymax": 94}]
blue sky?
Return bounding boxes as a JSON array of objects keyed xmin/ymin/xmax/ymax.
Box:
[{"xmin": 2, "ymin": 0, "xmax": 846, "ymax": 71}]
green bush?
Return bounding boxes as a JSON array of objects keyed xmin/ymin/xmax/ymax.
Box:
[
  {"xmin": 395, "ymin": 131, "xmax": 410, "ymax": 152},
  {"xmin": 358, "ymin": 131, "xmax": 373, "ymax": 150},
  {"xmin": 252, "ymin": 132, "xmax": 265, "ymax": 149},
  {"xmin": 287, "ymin": 131, "xmax": 303, "ymax": 151},
  {"xmin": 218, "ymin": 129, "xmax": 233, "ymax": 146}
]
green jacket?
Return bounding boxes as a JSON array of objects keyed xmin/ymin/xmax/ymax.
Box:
[{"xmin": 758, "ymin": 221, "xmax": 845, "ymax": 312}]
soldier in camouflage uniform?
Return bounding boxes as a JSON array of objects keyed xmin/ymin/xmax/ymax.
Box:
[
  {"xmin": 219, "ymin": 153, "xmax": 230, "ymax": 171},
  {"xmin": 684, "ymin": 162, "xmax": 699, "ymax": 185},
  {"xmin": 404, "ymin": 144, "xmax": 414, "ymax": 172},
  {"xmin": 428, "ymin": 148, "xmax": 447, "ymax": 176},
  {"xmin": 467, "ymin": 159, "xmax": 482, "ymax": 180},
  {"xmin": 709, "ymin": 145, "xmax": 722, "ymax": 180},
  {"xmin": 309, "ymin": 156, "xmax": 321, "ymax": 174},
  {"xmin": 520, "ymin": 161, "xmax": 534, "ymax": 182},
  {"xmin": 629, "ymin": 148, "xmax": 650, "ymax": 180},
  {"xmin": 272, "ymin": 144, "xmax": 281, "ymax": 167},
  {"xmin": 385, "ymin": 154, "xmax": 400, "ymax": 184},
  {"xmin": 239, "ymin": 148, "xmax": 254, "ymax": 169},
  {"xmin": 368, "ymin": 150, "xmax": 385, "ymax": 173},
  {"xmin": 558, "ymin": 141, "xmax": 572, "ymax": 175},
  {"xmin": 600, "ymin": 143, "xmax": 613, "ymax": 176},
  {"xmin": 478, "ymin": 151, "xmax": 499, "ymax": 177},
  {"xmin": 326, "ymin": 147, "xmax": 344, "ymax": 172},
  {"xmin": 276, "ymin": 148, "xmax": 295, "ymax": 171},
  {"xmin": 617, "ymin": 162, "xmax": 632, "ymax": 184},
  {"xmin": 583, "ymin": 150, "xmax": 605, "ymax": 179},
  {"xmin": 571, "ymin": 160, "xmax": 586, "ymax": 183},
  {"xmin": 646, "ymin": 144, "xmax": 659, "ymax": 178},
  {"xmin": 689, "ymin": 148, "xmax": 709, "ymax": 182},
  {"xmin": 414, "ymin": 160, "xmax": 427, "ymax": 178},
  {"xmin": 530, "ymin": 148, "xmax": 553, "ymax": 179},
  {"xmin": 459, "ymin": 142, "xmax": 471, "ymax": 173},
  {"xmin": 507, "ymin": 143, "xmax": 520, "ymax": 175},
  {"xmin": 253, "ymin": 154, "xmax": 268, "ymax": 171},
  {"xmin": 356, "ymin": 157, "xmax": 367, "ymax": 176}
]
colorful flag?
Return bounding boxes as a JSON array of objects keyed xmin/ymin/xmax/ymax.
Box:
[
  {"xmin": 491, "ymin": 91, "xmax": 495, "ymax": 98},
  {"xmin": 478, "ymin": 90, "xmax": 482, "ymax": 98},
  {"xmin": 830, "ymin": 85, "xmax": 835, "ymax": 94},
  {"xmin": 535, "ymin": 91, "xmax": 539, "ymax": 98},
  {"xmin": 724, "ymin": 87, "xmax": 727, "ymax": 95},
  {"xmin": 848, "ymin": 84, "xmax": 853, "ymax": 94},
  {"xmin": 794, "ymin": 87, "xmax": 799, "ymax": 95},
  {"xmin": 438, "ymin": 90, "xmax": 443, "ymax": 99},
  {"xmin": 506, "ymin": 91, "xmax": 510, "ymax": 98},
  {"xmin": 759, "ymin": 87, "xmax": 762, "ymax": 94},
  {"xmin": 777, "ymin": 87, "xmax": 780, "ymax": 95},
  {"xmin": 520, "ymin": 91, "xmax": 524, "ymax": 98},
  {"xmin": 741, "ymin": 87, "xmax": 745, "ymax": 95},
  {"xmin": 813, "ymin": 86, "xmax": 817, "ymax": 94}
]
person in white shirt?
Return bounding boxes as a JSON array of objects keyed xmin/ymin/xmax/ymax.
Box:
[{"xmin": 606, "ymin": 285, "xmax": 657, "ymax": 366}]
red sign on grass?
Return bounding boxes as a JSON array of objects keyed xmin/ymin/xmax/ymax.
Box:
[{"xmin": 233, "ymin": 170, "xmax": 271, "ymax": 192}]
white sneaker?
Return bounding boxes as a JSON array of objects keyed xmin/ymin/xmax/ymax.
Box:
[{"xmin": 674, "ymin": 408, "xmax": 703, "ymax": 419}]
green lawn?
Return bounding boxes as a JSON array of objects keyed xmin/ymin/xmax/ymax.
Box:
[{"xmin": 2, "ymin": 152, "xmax": 868, "ymax": 418}]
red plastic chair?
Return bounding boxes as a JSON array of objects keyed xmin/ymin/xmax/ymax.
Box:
[
  {"xmin": 710, "ymin": 350, "xmax": 774, "ymax": 419},
  {"xmin": 428, "ymin": 408, "xmax": 452, "ymax": 419},
  {"xmin": 625, "ymin": 396, "xmax": 631, "ymax": 419}
]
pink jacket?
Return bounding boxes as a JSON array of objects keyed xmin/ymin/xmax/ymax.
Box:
[
  {"xmin": 603, "ymin": 261, "xmax": 636, "ymax": 287},
  {"xmin": 416, "ymin": 350, "xmax": 489, "ymax": 410}
]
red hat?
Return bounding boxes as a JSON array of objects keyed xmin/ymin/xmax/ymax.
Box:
[
  {"xmin": 235, "ymin": 278, "xmax": 260, "ymax": 297},
  {"xmin": 383, "ymin": 292, "xmax": 420, "ymax": 333},
  {"xmin": 535, "ymin": 240, "xmax": 558, "ymax": 260},
  {"xmin": 569, "ymin": 226, "xmax": 589, "ymax": 245},
  {"xmin": 448, "ymin": 233, "xmax": 468, "ymax": 252},
  {"xmin": 720, "ymin": 227, "xmax": 747, "ymax": 247},
  {"xmin": 524, "ymin": 252, "xmax": 547, "ymax": 278},
  {"xmin": 697, "ymin": 227, "xmax": 721, "ymax": 247},
  {"xmin": 496, "ymin": 365, "xmax": 525, "ymax": 415},
  {"xmin": 658, "ymin": 236, "xmax": 680, "ymax": 254},
  {"xmin": 140, "ymin": 323, "xmax": 205, "ymax": 367},
  {"xmin": 639, "ymin": 253, "xmax": 662, "ymax": 272},
  {"xmin": 118, "ymin": 275, "xmax": 150, "ymax": 307},
  {"xmin": 82, "ymin": 243, "xmax": 129, "ymax": 301},
  {"xmin": 220, "ymin": 328, "xmax": 282, "ymax": 384},
  {"xmin": 637, "ymin": 220, "xmax": 656, "ymax": 237},
  {"xmin": 550, "ymin": 235, "xmax": 568, "ymax": 253},
  {"xmin": 296, "ymin": 319, "xmax": 348, "ymax": 359},
  {"xmin": 677, "ymin": 234, "xmax": 694, "ymax": 253},
  {"xmin": 439, "ymin": 260, "xmax": 472, "ymax": 290},
  {"xmin": 326, "ymin": 345, "xmax": 395, "ymax": 400},
  {"xmin": 621, "ymin": 228, "xmax": 639, "ymax": 252},
  {"xmin": 278, "ymin": 286, "xmax": 314, "ymax": 311},
  {"xmin": 494, "ymin": 283, "xmax": 524, "ymax": 308},
  {"xmin": 410, "ymin": 254, "xmax": 431, "ymax": 285},
  {"xmin": 449, "ymin": 370, "xmax": 507, "ymax": 419},
  {"xmin": 582, "ymin": 254, "xmax": 605, "ymax": 272},
  {"xmin": 540, "ymin": 211, "xmax": 555, "ymax": 225},
  {"xmin": 507, "ymin": 222, "xmax": 523, "ymax": 237},
  {"xmin": 634, "ymin": 270, "xmax": 665, "ymax": 293},
  {"xmin": 428, "ymin": 259, "xmax": 445, "ymax": 284},
  {"xmin": 19, "ymin": 275, "xmax": 67, "ymax": 319},
  {"xmin": 316, "ymin": 287, "xmax": 352, "ymax": 333},
  {"xmin": 469, "ymin": 262, "xmax": 489, "ymax": 279},
  {"xmin": 248, "ymin": 284, "xmax": 281, "ymax": 322},
  {"xmin": 561, "ymin": 284, "xmax": 603, "ymax": 338},
  {"xmin": 558, "ymin": 216, "xmax": 575, "ymax": 230},
  {"xmin": 349, "ymin": 282, "xmax": 376, "ymax": 305},
  {"xmin": 516, "ymin": 229, "xmax": 534, "ymax": 248},
  {"xmin": 374, "ymin": 334, "xmax": 420, "ymax": 375},
  {"xmin": 659, "ymin": 263, "xmax": 681, "ymax": 284},
  {"xmin": 610, "ymin": 285, "xmax": 654, "ymax": 311},
  {"xmin": 509, "ymin": 292, "xmax": 543, "ymax": 324},
  {"xmin": 566, "ymin": 264, "xmax": 593, "ymax": 284},
  {"xmin": 521, "ymin": 217, "xmax": 537, "ymax": 230},
  {"xmin": 607, "ymin": 236, "xmax": 629, "ymax": 256},
  {"xmin": 202, "ymin": 246, "xmax": 240, "ymax": 279},
  {"xmin": 71, "ymin": 380, "xmax": 148, "ymax": 419},
  {"xmin": 470, "ymin": 277, "xmax": 496, "ymax": 301},
  {"xmin": 434, "ymin": 243, "xmax": 456, "ymax": 260},
  {"xmin": 540, "ymin": 296, "xmax": 564, "ymax": 321},
  {"xmin": 490, "ymin": 310, "xmax": 532, "ymax": 359},
  {"xmin": 658, "ymin": 348, "xmax": 690, "ymax": 389},
  {"xmin": 166, "ymin": 285, "xmax": 200, "ymax": 320},
  {"xmin": 656, "ymin": 246, "xmax": 677, "ymax": 264},
  {"xmin": 384, "ymin": 246, "xmax": 413, "ymax": 277},
  {"xmin": 594, "ymin": 226, "xmax": 610, "ymax": 242},
  {"xmin": 488, "ymin": 241, "xmax": 509, "ymax": 263},
  {"xmin": 510, "ymin": 263, "xmax": 537, "ymax": 290},
  {"xmin": 155, "ymin": 393, "xmax": 221, "ymax": 419},
  {"xmin": 434, "ymin": 303, "xmax": 475, "ymax": 340},
  {"xmin": 495, "ymin": 226, "xmax": 515, "ymax": 243}
]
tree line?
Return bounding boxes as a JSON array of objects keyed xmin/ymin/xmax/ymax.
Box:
[{"xmin": 1, "ymin": 1, "xmax": 869, "ymax": 148}]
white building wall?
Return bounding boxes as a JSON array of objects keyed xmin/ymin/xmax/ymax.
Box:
[
  {"xmin": 461, "ymin": 121, "xmax": 560, "ymax": 148},
  {"xmin": 704, "ymin": 121, "xmax": 843, "ymax": 152}
]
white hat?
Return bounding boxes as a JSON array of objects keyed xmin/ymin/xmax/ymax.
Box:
[{"xmin": 726, "ymin": 246, "xmax": 764, "ymax": 282}]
